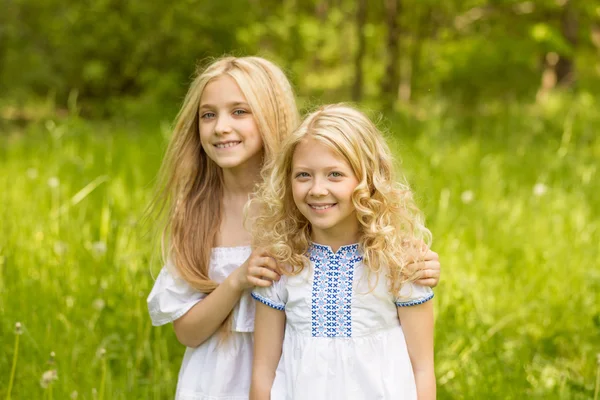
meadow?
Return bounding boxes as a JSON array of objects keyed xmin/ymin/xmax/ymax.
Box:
[{"xmin": 1, "ymin": 96, "xmax": 599, "ymax": 399}]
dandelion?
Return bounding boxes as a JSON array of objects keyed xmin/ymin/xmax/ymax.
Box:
[
  {"xmin": 53, "ymin": 241, "xmax": 68, "ymax": 256},
  {"xmin": 40, "ymin": 369, "xmax": 58, "ymax": 389},
  {"xmin": 91, "ymin": 241, "xmax": 107, "ymax": 256},
  {"xmin": 93, "ymin": 299, "xmax": 105, "ymax": 311},
  {"xmin": 47, "ymin": 177, "xmax": 60, "ymax": 188},
  {"xmin": 48, "ymin": 351, "xmax": 56, "ymax": 365},
  {"xmin": 65, "ymin": 296, "xmax": 75, "ymax": 308},
  {"xmin": 70, "ymin": 391, "xmax": 79, "ymax": 399},
  {"xmin": 533, "ymin": 183, "xmax": 547, "ymax": 197},
  {"xmin": 461, "ymin": 190, "xmax": 474, "ymax": 204},
  {"xmin": 15, "ymin": 322, "xmax": 22, "ymax": 335},
  {"xmin": 26, "ymin": 168, "xmax": 38, "ymax": 179}
]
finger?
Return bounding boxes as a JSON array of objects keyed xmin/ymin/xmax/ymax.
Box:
[
  {"xmin": 423, "ymin": 249, "xmax": 439, "ymax": 261},
  {"xmin": 249, "ymin": 266, "xmax": 280, "ymax": 282},
  {"xmin": 256, "ymin": 257, "xmax": 280, "ymax": 274},
  {"xmin": 404, "ymin": 260, "xmax": 425, "ymax": 275},
  {"xmin": 247, "ymin": 275, "xmax": 274, "ymax": 287},
  {"xmin": 422, "ymin": 260, "xmax": 441, "ymax": 274},
  {"xmin": 415, "ymin": 278, "xmax": 437, "ymax": 288}
]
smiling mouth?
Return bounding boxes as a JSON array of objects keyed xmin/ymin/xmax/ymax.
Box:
[
  {"xmin": 214, "ymin": 141, "xmax": 241, "ymax": 149},
  {"xmin": 309, "ymin": 204, "xmax": 336, "ymax": 210}
]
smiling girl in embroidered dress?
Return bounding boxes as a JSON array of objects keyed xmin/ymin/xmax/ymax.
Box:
[{"xmin": 249, "ymin": 104, "xmax": 436, "ymax": 400}]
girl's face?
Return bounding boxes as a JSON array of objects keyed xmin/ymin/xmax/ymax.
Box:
[
  {"xmin": 291, "ymin": 137, "xmax": 360, "ymax": 246},
  {"xmin": 198, "ymin": 75, "xmax": 263, "ymax": 172}
]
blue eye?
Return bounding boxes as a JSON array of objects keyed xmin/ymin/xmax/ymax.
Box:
[
  {"xmin": 201, "ymin": 112, "xmax": 215, "ymax": 119},
  {"xmin": 233, "ymin": 109, "xmax": 248, "ymax": 116},
  {"xmin": 295, "ymin": 172, "xmax": 310, "ymax": 178},
  {"xmin": 330, "ymin": 171, "xmax": 343, "ymax": 178}
]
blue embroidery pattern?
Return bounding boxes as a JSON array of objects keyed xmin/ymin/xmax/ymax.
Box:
[
  {"xmin": 251, "ymin": 292, "xmax": 285, "ymax": 311},
  {"xmin": 395, "ymin": 292, "xmax": 434, "ymax": 307},
  {"xmin": 308, "ymin": 243, "xmax": 362, "ymax": 337}
]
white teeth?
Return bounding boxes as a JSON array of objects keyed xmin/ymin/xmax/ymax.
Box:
[
  {"xmin": 215, "ymin": 141, "xmax": 240, "ymax": 148},
  {"xmin": 311, "ymin": 204, "xmax": 334, "ymax": 210}
]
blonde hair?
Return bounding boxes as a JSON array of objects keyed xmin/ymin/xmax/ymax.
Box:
[
  {"xmin": 151, "ymin": 56, "xmax": 299, "ymax": 331},
  {"xmin": 251, "ymin": 104, "xmax": 431, "ymax": 296}
]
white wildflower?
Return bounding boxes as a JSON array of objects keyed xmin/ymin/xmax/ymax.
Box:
[
  {"xmin": 40, "ymin": 369, "xmax": 58, "ymax": 389},
  {"xmin": 47, "ymin": 177, "xmax": 60, "ymax": 188},
  {"xmin": 65, "ymin": 296, "xmax": 75, "ymax": 308},
  {"xmin": 93, "ymin": 298, "xmax": 105, "ymax": 311},
  {"xmin": 533, "ymin": 183, "xmax": 547, "ymax": 196},
  {"xmin": 53, "ymin": 241, "xmax": 68, "ymax": 255},
  {"xmin": 461, "ymin": 190, "xmax": 474, "ymax": 204},
  {"xmin": 91, "ymin": 241, "xmax": 107, "ymax": 255}
]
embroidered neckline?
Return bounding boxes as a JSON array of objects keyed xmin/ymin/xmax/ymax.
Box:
[{"xmin": 308, "ymin": 242, "xmax": 362, "ymax": 261}]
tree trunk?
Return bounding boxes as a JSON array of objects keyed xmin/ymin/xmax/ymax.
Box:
[
  {"xmin": 352, "ymin": 0, "xmax": 367, "ymax": 102},
  {"xmin": 556, "ymin": 0, "xmax": 577, "ymax": 86},
  {"xmin": 381, "ymin": 0, "xmax": 401, "ymax": 110}
]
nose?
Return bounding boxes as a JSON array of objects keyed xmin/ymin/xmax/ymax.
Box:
[
  {"xmin": 309, "ymin": 177, "xmax": 328, "ymax": 197},
  {"xmin": 214, "ymin": 114, "xmax": 233, "ymax": 135}
]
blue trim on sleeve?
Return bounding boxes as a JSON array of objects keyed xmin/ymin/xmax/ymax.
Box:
[
  {"xmin": 395, "ymin": 292, "xmax": 434, "ymax": 307},
  {"xmin": 251, "ymin": 292, "xmax": 285, "ymax": 311}
]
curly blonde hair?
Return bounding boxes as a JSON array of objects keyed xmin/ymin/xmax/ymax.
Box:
[{"xmin": 250, "ymin": 104, "xmax": 431, "ymax": 296}]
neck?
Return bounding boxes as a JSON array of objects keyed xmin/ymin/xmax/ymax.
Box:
[
  {"xmin": 221, "ymin": 164, "xmax": 261, "ymax": 197},
  {"xmin": 311, "ymin": 227, "xmax": 360, "ymax": 253}
]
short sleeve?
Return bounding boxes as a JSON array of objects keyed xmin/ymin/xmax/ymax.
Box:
[
  {"xmin": 251, "ymin": 277, "xmax": 287, "ymax": 311},
  {"xmin": 395, "ymin": 282, "xmax": 434, "ymax": 307},
  {"xmin": 147, "ymin": 261, "xmax": 207, "ymax": 326}
]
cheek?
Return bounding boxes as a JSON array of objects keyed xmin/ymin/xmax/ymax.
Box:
[{"xmin": 291, "ymin": 182, "xmax": 304, "ymax": 205}]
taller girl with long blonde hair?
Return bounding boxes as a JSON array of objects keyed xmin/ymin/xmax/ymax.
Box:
[{"xmin": 147, "ymin": 57, "xmax": 441, "ymax": 400}]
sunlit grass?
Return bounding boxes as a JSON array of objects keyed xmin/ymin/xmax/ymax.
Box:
[{"xmin": 1, "ymin": 99, "xmax": 599, "ymax": 399}]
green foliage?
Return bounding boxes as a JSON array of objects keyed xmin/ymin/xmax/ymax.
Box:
[
  {"xmin": 1, "ymin": 96, "xmax": 599, "ymax": 398},
  {"xmin": 2, "ymin": 0, "xmax": 598, "ymax": 112}
]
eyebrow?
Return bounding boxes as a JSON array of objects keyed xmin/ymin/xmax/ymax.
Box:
[
  {"xmin": 199, "ymin": 101, "xmax": 250, "ymax": 110},
  {"xmin": 292, "ymin": 164, "xmax": 347, "ymax": 171}
]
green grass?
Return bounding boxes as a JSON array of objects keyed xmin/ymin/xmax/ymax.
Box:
[{"xmin": 1, "ymin": 96, "xmax": 599, "ymax": 399}]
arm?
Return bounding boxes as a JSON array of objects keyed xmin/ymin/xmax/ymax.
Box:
[
  {"xmin": 397, "ymin": 301, "xmax": 435, "ymax": 400},
  {"xmin": 173, "ymin": 249, "xmax": 280, "ymax": 348},
  {"xmin": 250, "ymin": 302, "xmax": 286, "ymax": 400}
]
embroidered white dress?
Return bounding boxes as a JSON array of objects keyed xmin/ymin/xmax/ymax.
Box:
[
  {"xmin": 147, "ymin": 246, "xmax": 254, "ymax": 400},
  {"xmin": 252, "ymin": 243, "xmax": 434, "ymax": 400}
]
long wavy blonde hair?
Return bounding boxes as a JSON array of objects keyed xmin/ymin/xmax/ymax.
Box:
[
  {"xmin": 250, "ymin": 104, "xmax": 431, "ymax": 296},
  {"xmin": 151, "ymin": 56, "xmax": 299, "ymax": 330}
]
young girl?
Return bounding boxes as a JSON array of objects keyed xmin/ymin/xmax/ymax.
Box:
[
  {"xmin": 250, "ymin": 104, "xmax": 436, "ymax": 400},
  {"xmin": 147, "ymin": 57, "xmax": 440, "ymax": 400}
]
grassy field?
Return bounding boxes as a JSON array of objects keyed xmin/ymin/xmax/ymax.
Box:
[{"xmin": 1, "ymin": 97, "xmax": 599, "ymax": 399}]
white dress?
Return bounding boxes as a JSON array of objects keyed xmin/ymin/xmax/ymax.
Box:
[
  {"xmin": 147, "ymin": 246, "xmax": 254, "ymax": 400},
  {"xmin": 252, "ymin": 243, "xmax": 434, "ymax": 400}
]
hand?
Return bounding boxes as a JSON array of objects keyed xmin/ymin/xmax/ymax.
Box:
[
  {"xmin": 230, "ymin": 248, "xmax": 280, "ymax": 291},
  {"xmin": 406, "ymin": 248, "xmax": 441, "ymax": 288}
]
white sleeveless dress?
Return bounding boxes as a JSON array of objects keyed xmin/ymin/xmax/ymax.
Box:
[{"xmin": 148, "ymin": 246, "xmax": 254, "ymax": 400}]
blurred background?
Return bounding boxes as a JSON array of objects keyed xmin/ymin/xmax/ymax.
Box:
[{"xmin": 1, "ymin": 0, "xmax": 599, "ymax": 399}]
